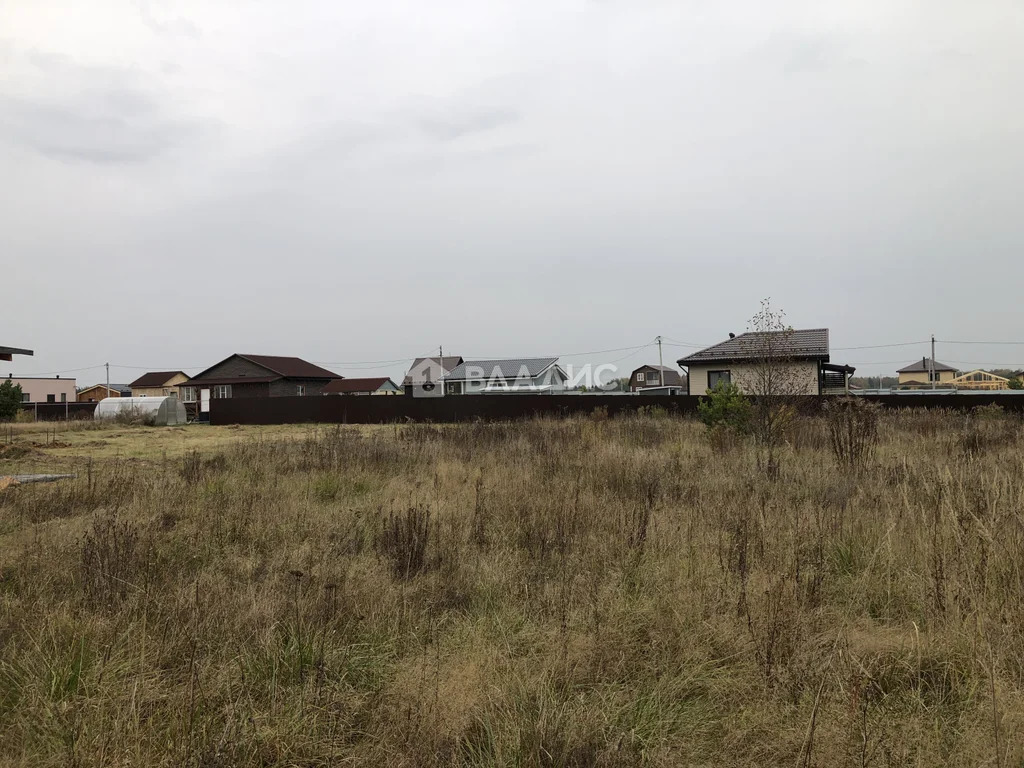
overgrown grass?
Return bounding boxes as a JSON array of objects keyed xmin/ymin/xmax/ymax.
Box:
[{"xmin": 1, "ymin": 411, "xmax": 1023, "ymax": 766}]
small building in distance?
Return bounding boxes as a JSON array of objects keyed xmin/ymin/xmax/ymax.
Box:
[
  {"xmin": 77, "ymin": 383, "xmax": 132, "ymax": 402},
  {"xmin": 3, "ymin": 374, "xmax": 77, "ymax": 404},
  {"xmin": 629, "ymin": 364, "xmax": 684, "ymax": 393},
  {"xmin": 322, "ymin": 377, "xmax": 401, "ymax": 395},
  {"xmin": 130, "ymin": 371, "xmax": 189, "ymax": 398},
  {"xmin": 403, "ymin": 356, "xmax": 464, "ymax": 396},
  {"xmin": 896, "ymin": 358, "xmax": 958, "ymax": 389},
  {"xmin": 678, "ymin": 329, "xmax": 854, "ymax": 395}
]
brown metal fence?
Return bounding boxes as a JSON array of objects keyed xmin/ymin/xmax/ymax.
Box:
[
  {"xmin": 19, "ymin": 402, "xmax": 98, "ymax": 421},
  {"xmin": 208, "ymin": 393, "xmax": 1024, "ymax": 426}
]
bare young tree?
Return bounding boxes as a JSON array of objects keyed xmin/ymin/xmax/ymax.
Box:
[{"xmin": 739, "ymin": 299, "xmax": 809, "ymax": 477}]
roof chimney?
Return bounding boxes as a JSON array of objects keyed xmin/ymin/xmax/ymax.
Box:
[{"xmin": 728, "ymin": 332, "xmax": 736, "ymax": 339}]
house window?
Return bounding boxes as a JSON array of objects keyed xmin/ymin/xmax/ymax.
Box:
[
  {"xmin": 22, "ymin": 393, "xmax": 30, "ymax": 403},
  {"xmin": 181, "ymin": 386, "xmax": 196, "ymax": 403},
  {"xmin": 707, "ymin": 370, "xmax": 731, "ymax": 389},
  {"xmin": 213, "ymin": 385, "xmax": 232, "ymax": 399},
  {"xmin": 296, "ymin": 385, "xmax": 305, "ymax": 396},
  {"xmin": 637, "ymin": 372, "xmax": 646, "ymax": 382},
  {"xmin": 47, "ymin": 394, "xmax": 56, "ymax": 403},
  {"xmin": 61, "ymin": 393, "xmax": 66, "ymax": 403}
]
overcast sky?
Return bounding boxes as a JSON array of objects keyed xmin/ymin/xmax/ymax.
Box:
[{"xmin": 3, "ymin": 0, "xmax": 1024, "ymax": 385}]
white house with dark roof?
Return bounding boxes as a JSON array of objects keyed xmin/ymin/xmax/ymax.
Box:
[
  {"xmin": 442, "ymin": 357, "xmax": 567, "ymax": 394},
  {"xmin": 677, "ymin": 329, "xmax": 854, "ymax": 396}
]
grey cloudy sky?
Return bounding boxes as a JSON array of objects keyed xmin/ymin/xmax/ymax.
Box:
[{"xmin": 3, "ymin": 0, "xmax": 1024, "ymax": 384}]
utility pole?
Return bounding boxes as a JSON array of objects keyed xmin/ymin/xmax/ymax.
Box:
[
  {"xmin": 930, "ymin": 335, "xmax": 936, "ymax": 391},
  {"xmin": 656, "ymin": 336, "xmax": 664, "ymax": 386},
  {"xmin": 105, "ymin": 362, "xmax": 110, "ymax": 399},
  {"xmin": 438, "ymin": 345, "xmax": 444, "ymax": 395}
]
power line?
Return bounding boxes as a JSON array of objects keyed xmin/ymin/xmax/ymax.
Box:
[
  {"xmin": 938, "ymin": 340, "xmax": 1024, "ymax": 346},
  {"xmin": 832, "ymin": 341, "xmax": 928, "ymax": 351}
]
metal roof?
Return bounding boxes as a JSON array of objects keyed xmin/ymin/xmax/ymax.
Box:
[
  {"xmin": 322, "ymin": 377, "xmax": 397, "ymax": 394},
  {"xmin": 445, "ymin": 357, "xmax": 559, "ymax": 381},
  {"xmin": 129, "ymin": 371, "xmax": 187, "ymax": 388},
  {"xmin": 402, "ymin": 356, "xmax": 463, "ymax": 385},
  {"xmin": 677, "ymin": 329, "xmax": 829, "ymax": 365},
  {"xmin": 897, "ymin": 357, "xmax": 957, "ymax": 373},
  {"xmin": 188, "ymin": 354, "xmax": 340, "ymax": 382},
  {"xmin": 632, "ymin": 365, "xmax": 684, "ymax": 386}
]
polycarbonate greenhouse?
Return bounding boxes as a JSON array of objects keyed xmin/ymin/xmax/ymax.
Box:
[{"xmin": 93, "ymin": 396, "xmax": 188, "ymax": 426}]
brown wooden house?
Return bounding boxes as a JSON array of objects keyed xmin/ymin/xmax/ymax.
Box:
[
  {"xmin": 180, "ymin": 354, "xmax": 341, "ymax": 418},
  {"xmin": 629, "ymin": 364, "xmax": 684, "ymax": 393}
]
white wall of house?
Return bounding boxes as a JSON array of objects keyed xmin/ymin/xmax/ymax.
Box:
[{"xmin": 687, "ymin": 361, "xmax": 819, "ymax": 395}]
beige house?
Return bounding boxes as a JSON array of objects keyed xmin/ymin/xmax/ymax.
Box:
[
  {"xmin": 4, "ymin": 375, "xmax": 77, "ymax": 404},
  {"xmin": 896, "ymin": 358, "xmax": 957, "ymax": 388},
  {"xmin": 129, "ymin": 371, "xmax": 189, "ymax": 398},
  {"xmin": 678, "ymin": 328, "xmax": 853, "ymax": 396}
]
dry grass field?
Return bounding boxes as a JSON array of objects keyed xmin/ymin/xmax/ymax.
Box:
[{"xmin": 1, "ymin": 409, "xmax": 1023, "ymax": 766}]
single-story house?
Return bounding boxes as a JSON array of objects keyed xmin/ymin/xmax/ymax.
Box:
[
  {"xmin": 897, "ymin": 358, "xmax": 958, "ymax": 388},
  {"xmin": 77, "ymin": 383, "xmax": 131, "ymax": 402},
  {"xmin": 0, "ymin": 345, "xmax": 33, "ymax": 362},
  {"xmin": 949, "ymin": 370, "xmax": 1010, "ymax": 391},
  {"xmin": 678, "ymin": 328, "xmax": 854, "ymax": 396},
  {"xmin": 4, "ymin": 374, "xmax": 77, "ymax": 404},
  {"xmin": 130, "ymin": 371, "xmax": 189, "ymax": 398},
  {"xmin": 403, "ymin": 356, "xmax": 464, "ymax": 395},
  {"xmin": 629, "ymin": 364, "xmax": 684, "ymax": 392},
  {"xmin": 443, "ymin": 357, "xmax": 567, "ymax": 394},
  {"xmin": 180, "ymin": 354, "xmax": 341, "ymax": 416},
  {"xmin": 322, "ymin": 377, "xmax": 401, "ymax": 395}
]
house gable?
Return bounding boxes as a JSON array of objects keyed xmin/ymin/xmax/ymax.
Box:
[{"xmin": 189, "ymin": 354, "xmax": 279, "ymax": 382}]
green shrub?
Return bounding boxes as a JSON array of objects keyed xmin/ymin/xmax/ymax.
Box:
[
  {"xmin": 0, "ymin": 380, "xmax": 23, "ymax": 421},
  {"xmin": 697, "ymin": 381, "xmax": 752, "ymax": 434}
]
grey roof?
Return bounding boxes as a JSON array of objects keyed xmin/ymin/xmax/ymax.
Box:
[
  {"xmin": 402, "ymin": 356, "xmax": 463, "ymax": 385},
  {"xmin": 897, "ymin": 357, "xmax": 957, "ymax": 373},
  {"xmin": 678, "ymin": 329, "xmax": 829, "ymax": 365},
  {"xmin": 445, "ymin": 357, "xmax": 559, "ymax": 381}
]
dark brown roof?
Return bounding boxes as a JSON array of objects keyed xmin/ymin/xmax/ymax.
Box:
[
  {"xmin": 322, "ymin": 377, "xmax": 397, "ymax": 394},
  {"xmin": 631, "ymin": 365, "xmax": 684, "ymax": 387},
  {"xmin": 897, "ymin": 357, "xmax": 957, "ymax": 373},
  {"xmin": 239, "ymin": 355, "xmax": 339, "ymax": 379},
  {"xmin": 187, "ymin": 354, "xmax": 340, "ymax": 383},
  {"xmin": 129, "ymin": 371, "xmax": 187, "ymax": 388},
  {"xmin": 678, "ymin": 329, "xmax": 829, "ymax": 365}
]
